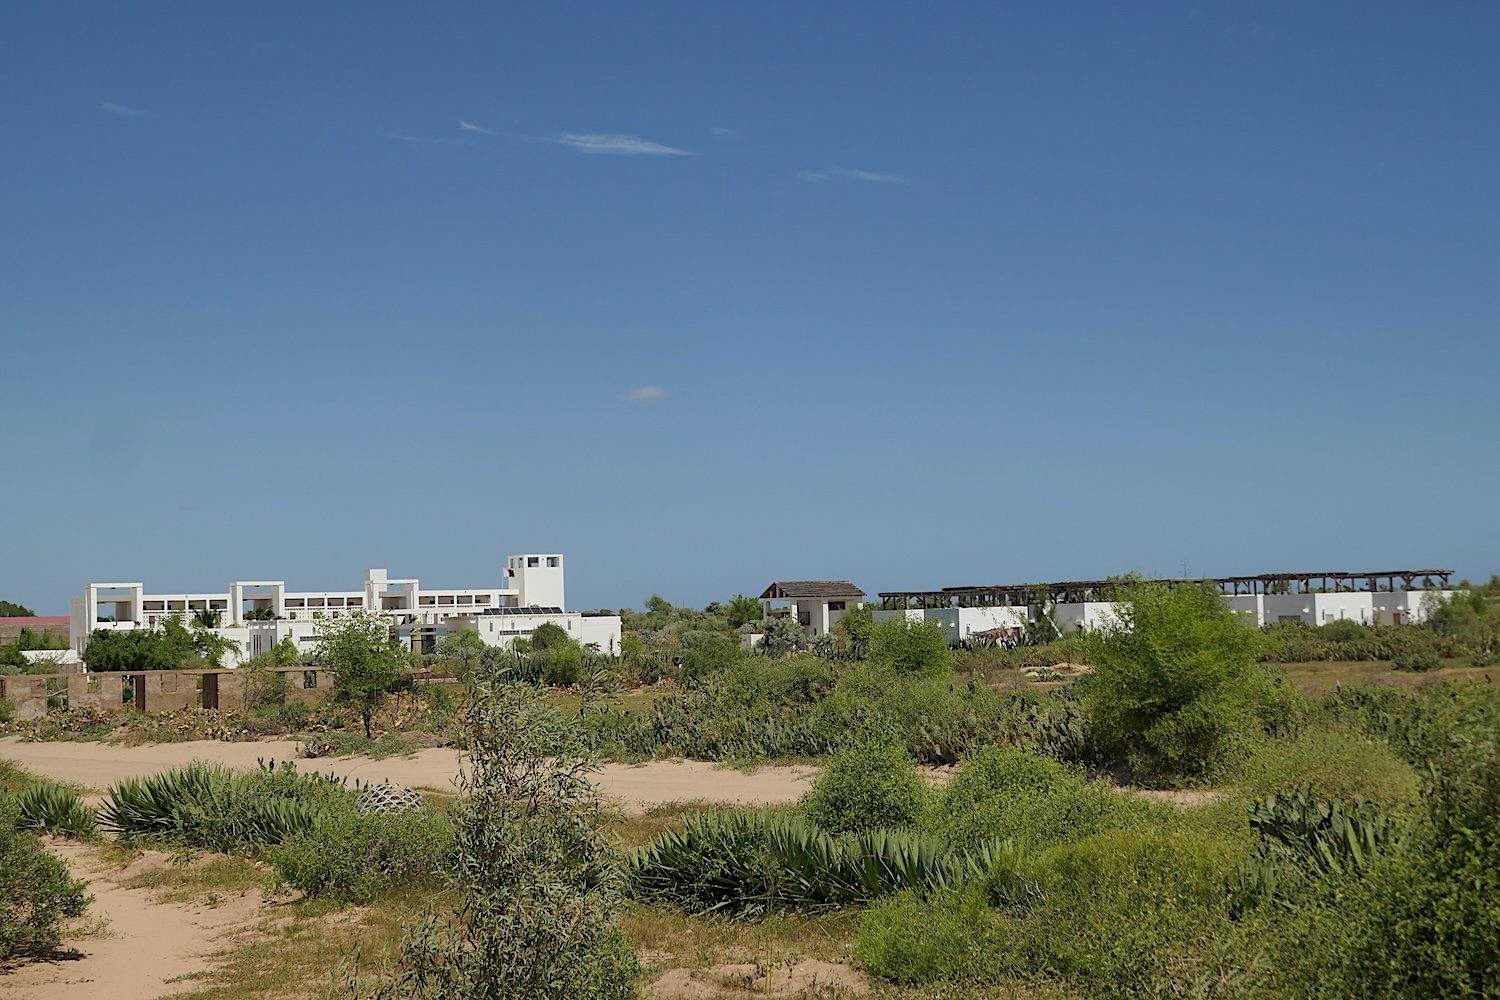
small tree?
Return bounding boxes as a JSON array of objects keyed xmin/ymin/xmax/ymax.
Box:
[
  {"xmin": 724, "ymin": 594, "xmax": 764, "ymax": 629},
  {"xmin": 435, "ymin": 628, "xmax": 486, "ymax": 679},
  {"xmin": 313, "ymin": 612, "xmax": 408, "ymax": 739},
  {"xmin": 529, "ymin": 622, "xmax": 572, "ymax": 650},
  {"xmin": 832, "ymin": 603, "xmax": 875, "ymax": 658},
  {"xmin": 870, "ymin": 615, "xmax": 951, "ymax": 676},
  {"xmin": 340, "ymin": 677, "xmax": 637, "ymax": 999},
  {"xmin": 1081, "ymin": 583, "xmax": 1265, "ymax": 781}
]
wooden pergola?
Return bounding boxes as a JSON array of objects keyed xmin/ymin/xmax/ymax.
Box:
[{"xmin": 878, "ymin": 569, "xmax": 1455, "ymax": 610}]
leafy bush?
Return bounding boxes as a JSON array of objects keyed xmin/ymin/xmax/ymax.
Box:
[
  {"xmin": 631, "ymin": 809, "xmax": 1009, "ymax": 915},
  {"xmin": 855, "ymin": 888, "xmax": 982, "ymax": 984},
  {"xmin": 16, "ymin": 782, "xmax": 96, "ymax": 838},
  {"xmin": 870, "ymin": 616, "xmax": 951, "ymax": 676},
  {"xmin": 270, "ymin": 808, "xmax": 454, "ymax": 903},
  {"xmin": 340, "ymin": 678, "xmax": 638, "ymax": 1000},
  {"xmin": 0, "ymin": 795, "xmax": 91, "ymax": 960},
  {"xmin": 678, "ymin": 631, "xmax": 741, "ymax": 684},
  {"xmin": 1233, "ymin": 724, "xmax": 1420, "ymax": 804},
  {"xmin": 857, "ymin": 827, "xmax": 1239, "ymax": 995},
  {"xmin": 0, "ymin": 698, "xmax": 12, "ymax": 723},
  {"xmin": 1082, "ymin": 583, "xmax": 1289, "ymax": 782},
  {"xmin": 921, "ymin": 747, "xmax": 1151, "ymax": 851},
  {"xmin": 1391, "ymin": 651, "xmax": 1441, "ymax": 672},
  {"xmin": 1261, "ymin": 736, "xmax": 1500, "ymax": 997},
  {"xmin": 800, "ymin": 734, "xmax": 927, "ymax": 836}
]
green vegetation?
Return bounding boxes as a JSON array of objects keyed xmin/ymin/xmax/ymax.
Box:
[
  {"xmin": 631, "ymin": 810, "xmax": 1009, "ymax": 915},
  {"xmin": 340, "ymin": 675, "xmax": 637, "ymax": 999},
  {"xmin": 869, "ymin": 615, "xmax": 951, "ymax": 676},
  {"xmin": 315, "ymin": 611, "xmax": 413, "ymax": 738},
  {"xmin": 0, "ymin": 599, "xmax": 35, "ymax": 617},
  {"xmin": 81, "ymin": 613, "xmax": 237, "ymax": 671},
  {"xmin": 0, "ymin": 763, "xmax": 92, "ymax": 962},
  {"xmin": 1082, "ymin": 583, "xmax": 1301, "ymax": 782},
  {"xmin": 800, "ymin": 734, "xmax": 927, "ymax": 835},
  {"xmin": 16, "ymin": 781, "xmax": 97, "ymax": 838}
]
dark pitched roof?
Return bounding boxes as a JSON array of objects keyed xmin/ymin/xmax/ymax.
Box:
[{"xmin": 759, "ymin": 581, "xmax": 866, "ymax": 600}]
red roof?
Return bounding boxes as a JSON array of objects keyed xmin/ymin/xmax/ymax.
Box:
[{"xmin": 0, "ymin": 616, "xmax": 68, "ymax": 626}]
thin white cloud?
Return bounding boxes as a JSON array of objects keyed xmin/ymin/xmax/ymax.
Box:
[
  {"xmin": 623, "ymin": 385, "xmax": 669, "ymax": 403},
  {"xmin": 798, "ymin": 166, "xmax": 912, "ymax": 185},
  {"xmin": 459, "ymin": 120, "xmax": 497, "ymax": 135},
  {"xmin": 379, "ymin": 130, "xmax": 481, "ymax": 148},
  {"xmin": 101, "ymin": 102, "xmax": 146, "ymax": 116},
  {"xmin": 552, "ymin": 133, "xmax": 694, "ymax": 156},
  {"xmin": 710, "ymin": 127, "xmax": 741, "ymax": 139}
]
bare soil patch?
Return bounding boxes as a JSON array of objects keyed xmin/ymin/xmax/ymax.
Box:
[
  {"xmin": 651, "ymin": 960, "xmax": 869, "ymax": 997},
  {"xmin": 0, "ymin": 841, "xmax": 263, "ymax": 1000},
  {"xmin": 0, "ymin": 736, "xmax": 818, "ymax": 814}
]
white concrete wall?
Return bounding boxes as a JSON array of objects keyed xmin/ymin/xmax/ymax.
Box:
[{"xmin": 877, "ymin": 591, "xmax": 1450, "ymax": 640}]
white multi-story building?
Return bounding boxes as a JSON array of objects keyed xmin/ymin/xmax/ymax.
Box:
[
  {"xmin": 874, "ymin": 569, "xmax": 1457, "ymax": 644},
  {"xmin": 70, "ymin": 554, "xmax": 621, "ymax": 666}
]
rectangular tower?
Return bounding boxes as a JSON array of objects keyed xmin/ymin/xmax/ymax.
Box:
[{"xmin": 508, "ymin": 554, "xmax": 565, "ymax": 610}]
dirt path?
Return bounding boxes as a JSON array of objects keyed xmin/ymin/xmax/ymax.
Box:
[
  {"xmin": 0, "ymin": 737, "xmax": 819, "ymax": 813},
  {"xmin": 1, "ymin": 841, "xmax": 263, "ymax": 1000}
]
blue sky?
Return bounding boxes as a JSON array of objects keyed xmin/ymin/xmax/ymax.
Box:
[{"xmin": 3, "ymin": 3, "xmax": 1497, "ymax": 615}]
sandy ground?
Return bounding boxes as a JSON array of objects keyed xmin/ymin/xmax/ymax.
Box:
[
  {"xmin": 0, "ymin": 736, "xmax": 819, "ymax": 813},
  {"xmin": 1, "ymin": 841, "xmax": 264, "ymax": 1000},
  {"xmin": 651, "ymin": 960, "xmax": 869, "ymax": 997}
]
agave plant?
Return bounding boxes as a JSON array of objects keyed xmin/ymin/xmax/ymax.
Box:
[
  {"xmin": 16, "ymin": 781, "xmax": 97, "ymax": 838},
  {"xmin": 99, "ymin": 762, "xmax": 335, "ymax": 851},
  {"xmin": 631, "ymin": 810, "xmax": 1013, "ymax": 914}
]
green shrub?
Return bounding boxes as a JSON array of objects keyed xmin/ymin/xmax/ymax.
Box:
[
  {"xmin": 269, "ymin": 809, "xmax": 455, "ymax": 903},
  {"xmin": 856, "ymin": 889, "xmax": 981, "ymax": 984},
  {"xmin": 276, "ymin": 699, "xmax": 312, "ymax": 728},
  {"xmin": 923, "ymin": 747, "xmax": 1151, "ymax": 851},
  {"xmin": 678, "ymin": 631, "xmax": 742, "ymax": 684},
  {"xmin": 856, "ymin": 827, "xmax": 1239, "ymax": 994},
  {"xmin": 1262, "ymin": 739, "xmax": 1500, "ymax": 997},
  {"xmin": 800, "ymin": 734, "xmax": 927, "ymax": 836},
  {"xmin": 1234, "ymin": 725, "xmax": 1421, "ymax": 804},
  {"xmin": 0, "ymin": 697, "xmax": 12, "ymax": 723},
  {"xmin": 1082, "ymin": 584, "xmax": 1284, "ymax": 783},
  {"xmin": 16, "ymin": 782, "xmax": 96, "ymax": 838},
  {"xmin": 870, "ymin": 616, "xmax": 951, "ymax": 677},
  {"xmin": 1391, "ymin": 651, "xmax": 1441, "ymax": 672},
  {"xmin": 0, "ymin": 796, "xmax": 91, "ymax": 960}
]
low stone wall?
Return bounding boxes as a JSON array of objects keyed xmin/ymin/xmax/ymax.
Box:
[{"xmin": 1, "ymin": 667, "xmax": 339, "ymax": 718}]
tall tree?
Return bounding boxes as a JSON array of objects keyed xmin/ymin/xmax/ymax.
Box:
[{"xmin": 0, "ymin": 600, "xmax": 36, "ymax": 618}]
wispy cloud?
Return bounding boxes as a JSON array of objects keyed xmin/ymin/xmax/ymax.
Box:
[
  {"xmin": 459, "ymin": 120, "xmax": 497, "ymax": 135},
  {"xmin": 710, "ymin": 127, "xmax": 741, "ymax": 139},
  {"xmin": 798, "ymin": 166, "xmax": 912, "ymax": 185},
  {"xmin": 379, "ymin": 130, "xmax": 481, "ymax": 148},
  {"xmin": 101, "ymin": 102, "xmax": 146, "ymax": 116},
  {"xmin": 622, "ymin": 385, "xmax": 669, "ymax": 403},
  {"xmin": 551, "ymin": 133, "xmax": 695, "ymax": 156}
]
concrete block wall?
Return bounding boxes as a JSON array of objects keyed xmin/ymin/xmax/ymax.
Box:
[
  {"xmin": 65, "ymin": 672, "xmax": 127, "ymax": 713},
  {"xmin": 0, "ymin": 676, "xmax": 50, "ymax": 720},
  {"xmin": 6, "ymin": 667, "xmax": 345, "ymax": 717}
]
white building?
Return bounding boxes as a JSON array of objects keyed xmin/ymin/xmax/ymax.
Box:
[
  {"xmin": 70, "ymin": 554, "xmax": 620, "ymax": 666},
  {"xmin": 875, "ymin": 569, "xmax": 1456, "ymax": 643},
  {"xmin": 759, "ymin": 581, "xmax": 867, "ymax": 639}
]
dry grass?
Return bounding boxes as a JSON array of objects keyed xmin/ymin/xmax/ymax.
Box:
[{"xmin": 1273, "ymin": 659, "xmax": 1496, "ymax": 695}]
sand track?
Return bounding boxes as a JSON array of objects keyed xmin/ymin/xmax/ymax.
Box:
[
  {"xmin": 0, "ymin": 736, "xmax": 817, "ymax": 813},
  {"xmin": 1, "ymin": 841, "xmax": 264, "ymax": 1000}
]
